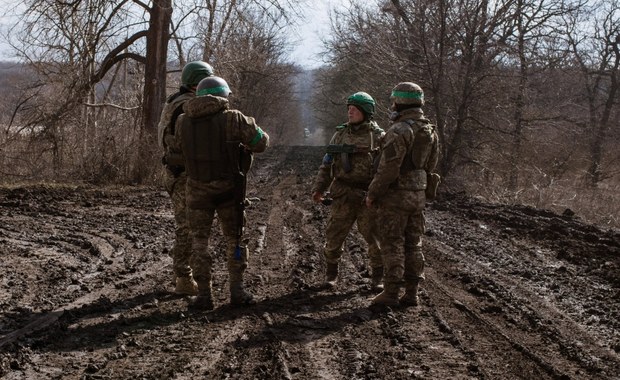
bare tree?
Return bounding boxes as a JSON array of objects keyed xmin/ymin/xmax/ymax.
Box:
[
  {"xmin": 2, "ymin": 0, "xmax": 303, "ymax": 182},
  {"xmin": 8, "ymin": 0, "xmax": 170, "ymax": 133},
  {"xmin": 324, "ymin": 0, "xmax": 519, "ymax": 178},
  {"xmin": 562, "ymin": 0, "xmax": 620, "ymax": 186},
  {"xmin": 168, "ymin": 0, "xmax": 303, "ymax": 144}
]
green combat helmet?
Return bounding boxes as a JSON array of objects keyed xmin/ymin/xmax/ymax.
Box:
[
  {"xmin": 196, "ymin": 76, "xmax": 232, "ymax": 97},
  {"xmin": 347, "ymin": 91, "xmax": 375, "ymax": 117},
  {"xmin": 181, "ymin": 61, "xmax": 214, "ymax": 87},
  {"xmin": 391, "ymin": 82, "xmax": 424, "ymax": 106}
]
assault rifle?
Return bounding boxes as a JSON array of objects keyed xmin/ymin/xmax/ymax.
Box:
[
  {"xmin": 325, "ymin": 144, "xmax": 371, "ymax": 173},
  {"xmin": 227, "ymin": 141, "xmax": 248, "ymax": 260}
]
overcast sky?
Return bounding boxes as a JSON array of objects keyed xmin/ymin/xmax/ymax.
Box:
[{"xmin": 289, "ymin": 0, "xmax": 336, "ymax": 68}]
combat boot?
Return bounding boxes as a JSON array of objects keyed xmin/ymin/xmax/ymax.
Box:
[
  {"xmin": 190, "ymin": 293, "xmax": 214, "ymax": 311},
  {"xmin": 324, "ymin": 262, "xmax": 338, "ymax": 288},
  {"xmin": 400, "ymin": 281, "xmax": 419, "ymax": 307},
  {"xmin": 174, "ymin": 276, "xmax": 198, "ymax": 296},
  {"xmin": 370, "ymin": 266, "xmax": 384, "ymax": 292},
  {"xmin": 230, "ymin": 282, "xmax": 257, "ymax": 306},
  {"xmin": 370, "ymin": 283, "xmax": 400, "ymax": 308},
  {"xmin": 189, "ymin": 283, "xmax": 215, "ymax": 311}
]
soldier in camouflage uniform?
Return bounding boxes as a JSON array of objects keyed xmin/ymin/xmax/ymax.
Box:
[
  {"xmin": 177, "ymin": 76, "xmax": 269, "ymax": 310},
  {"xmin": 365, "ymin": 82, "xmax": 440, "ymax": 307},
  {"xmin": 312, "ymin": 92, "xmax": 385, "ymax": 290},
  {"xmin": 157, "ymin": 61, "xmax": 214, "ymax": 295}
]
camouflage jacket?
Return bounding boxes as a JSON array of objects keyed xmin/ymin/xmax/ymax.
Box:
[
  {"xmin": 367, "ymin": 108, "xmax": 439, "ymax": 203},
  {"xmin": 312, "ymin": 120, "xmax": 384, "ymax": 198},
  {"xmin": 157, "ymin": 89, "xmax": 195, "ymax": 167},
  {"xmin": 176, "ymin": 95, "xmax": 269, "ymax": 204}
]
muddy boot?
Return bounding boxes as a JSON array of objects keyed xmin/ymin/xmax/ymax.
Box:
[
  {"xmin": 190, "ymin": 294, "xmax": 214, "ymax": 311},
  {"xmin": 370, "ymin": 283, "xmax": 400, "ymax": 308},
  {"xmin": 400, "ymin": 281, "xmax": 419, "ymax": 307},
  {"xmin": 230, "ymin": 282, "xmax": 256, "ymax": 306},
  {"xmin": 370, "ymin": 266, "xmax": 384, "ymax": 292},
  {"xmin": 324, "ymin": 262, "xmax": 338, "ymax": 288},
  {"xmin": 174, "ymin": 276, "xmax": 198, "ymax": 296},
  {"xmin": 190, "ymin": 280, "xmax": 214, "ymax": 311}
]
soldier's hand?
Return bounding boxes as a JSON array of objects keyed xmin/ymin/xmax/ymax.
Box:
[{"xmin": 312, "ymin": 191, "xmax": 323, "ymax": 204}]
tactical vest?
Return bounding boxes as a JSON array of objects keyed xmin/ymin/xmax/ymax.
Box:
[
  {"xmin": 392, "ymin": 118, "xmax": 437, "ymax": 191},
  {"xmin": 163, "ymin": 102, "xmax": 186, "ymax": 167},
  {"xmin": 400, "ymin": 119, "xmax": 436, "ymax": 173},
  {"xmin": 182, "ymin": 112, "xmax": 235, "ymax": 182}
]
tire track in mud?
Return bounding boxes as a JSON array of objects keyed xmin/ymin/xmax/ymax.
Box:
[
  {"xmin": 0, "ymin": 187, "xmax": 174, "ymax": 356},
  {"xmin": 424, "ymin": 226, "xmax": 620, "ymax": 379},
  {"xmin": 242, "ymin": 149, "xmax": 349, "ymax": 378},
  {"xmin": 2, "ymin": 148, "xmax": 619, "ymax": 379},
  {"xmin": 0, "ymin": 225, "xmax": 169, "ymax": 348},
  {"xmin": 245, "ymin": 147, "xmax": 469, "ymax": 379},
  {"xmin": 239, "ymin": 147, "xmax": 486, "ymax": 379}
]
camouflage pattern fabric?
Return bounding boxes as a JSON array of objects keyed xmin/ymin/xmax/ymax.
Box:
[
  {"xmin": 158, "ymin": 90, "xmax": 196, "ymax": 278},
  {"xmin": 187, "ymin": 204, "xmax": 249, "ymax": 286},
  {"xmin": 158, "ymin": 91, "xmax": 194, "ymax": 150},
  {"xmin": 312, "ymin": 120, "xmax": 384, "ymax": 195},
  {"xmin": 177, "ymin": 94, "xmax": 269, "ymax": 290},
  {"xmin": 368, "ymin": 108, "xmax": 439, "ymax": 287},
  {"xmin": 376, "ymin": 192, "xmax": 426, "ymax": 285},
  {"xmin": 324, "ymin": 186, "xmax": 382, "ymax": 268},
  {"xmin": 178, "ymin": 95, "xmax": 268, "ymax": 209},
  {"xmin": 163, "ymin": 171, "xmax": 193, "ymax": 277},
  {"xmin": 313, "ymin": 120, "xmax": 384, "ymax": 270}
]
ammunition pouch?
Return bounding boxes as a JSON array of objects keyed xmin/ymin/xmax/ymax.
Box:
[
  {"xmin": 327, "ymin": 144, "xmax": 371, "ymax": 174},
  {"xmin": 341, "ymin": 152, "xmax": 352, "ymax": 173}
]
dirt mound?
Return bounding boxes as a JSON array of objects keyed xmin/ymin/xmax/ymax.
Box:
[{"xmin": 1, "ymin": 146, "xmax": 618, "ymax": 379}]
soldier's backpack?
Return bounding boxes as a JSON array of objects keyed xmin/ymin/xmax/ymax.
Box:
[{"xmin": 404, "ymin": 119, "xmax": 441, "ymax": 200}]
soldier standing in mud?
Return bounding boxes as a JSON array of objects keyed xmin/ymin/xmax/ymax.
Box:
[
  {"xmin": 176, "ymin": 76, "xmax": 269, "ymax": 310},
  {"xmin": 157, "ymin": 61, "xmax": 214, "ymax": 295},
  {"xmin": 311, "ymin": 92, "xmax": 385, "ymax": 290},
  {"xmin": 365, "ymin": 82, "xmax": 440, "ymax": 307}
]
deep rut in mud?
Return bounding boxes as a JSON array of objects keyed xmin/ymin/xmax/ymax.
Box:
[{"xmin": 1, "ymin": 146, "xmax": 619, "ymax": 379}]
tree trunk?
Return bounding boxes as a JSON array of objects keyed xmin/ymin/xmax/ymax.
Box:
[
  {"xmin": 142, "ymin": 0, "xmax": 172, "ymax": 136},
  {"xmin": 134, "ymin": 0, "xmax": 172, "ymax": 183}
]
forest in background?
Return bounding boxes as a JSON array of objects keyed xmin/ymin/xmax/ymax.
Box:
[{"xmin": 0, "ymin": 0, "xmax": 618, "ymax": 228}]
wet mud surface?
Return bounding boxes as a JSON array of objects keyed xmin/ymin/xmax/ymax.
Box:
[{"xmin": 1, "ymin": 146, "xmax": 619, "ymax": 379}]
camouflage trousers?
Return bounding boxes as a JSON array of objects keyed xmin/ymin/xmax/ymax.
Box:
[
  {"xmin": 377, "ymin": 205, "xmax": 426, "ymax": 286},
  {"xmin": 324, "ymin": 190, "xmax": 382, "ymax": 269},
  {"xmin": 187, "ymin": 203, "xmax": 248, "ymax": 287},
  {"xmin": 163, "ymin": 170, "xmax": 192, "ymax": 278}
]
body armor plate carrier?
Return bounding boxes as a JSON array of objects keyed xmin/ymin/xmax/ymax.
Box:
[{"xmin": 182, "ymin": 112, "xmax": 234, "ymax": 183}]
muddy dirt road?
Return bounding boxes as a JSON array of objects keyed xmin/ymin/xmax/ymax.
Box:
[{"xmin": 1, "ymin": 146, "xmax": 619, "ymax": 379}]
